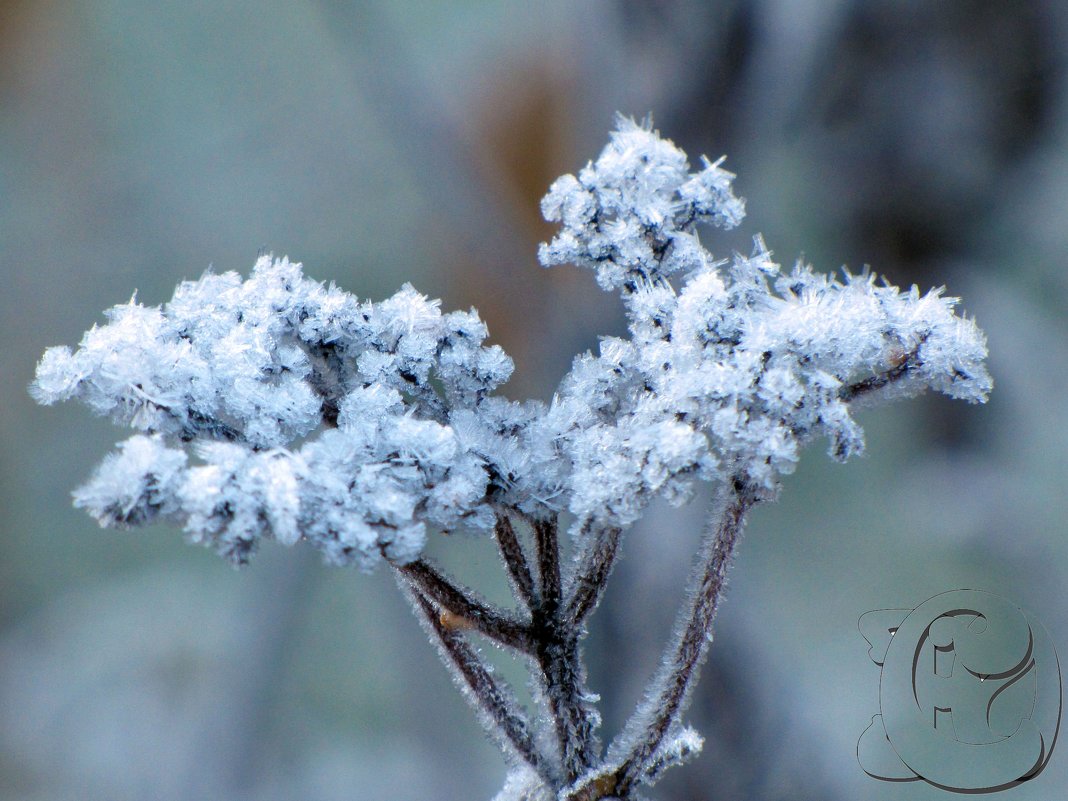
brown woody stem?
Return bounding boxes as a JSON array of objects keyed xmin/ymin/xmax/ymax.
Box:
[{"xmin": 397, "ymin": 559, "xmax": 533, "ymax": 653}]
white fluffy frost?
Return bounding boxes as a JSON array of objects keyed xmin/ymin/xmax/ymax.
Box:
[{"xmin": 33, "ymin": 117, "xmax": 991, "ymax": 565}]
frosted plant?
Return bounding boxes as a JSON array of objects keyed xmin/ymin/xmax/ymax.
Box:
[{"xmin": 31, "ymin": 118, "xmax": 990, "ymax": 800}]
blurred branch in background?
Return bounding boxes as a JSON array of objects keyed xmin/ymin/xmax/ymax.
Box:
[{"xmin": 313, "ymin": 0, "xmax": 592, "ymax": 398}]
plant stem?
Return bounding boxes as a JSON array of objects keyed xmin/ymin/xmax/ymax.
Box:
[
  {"xmin": 402, "ymin": 483, "xmax": 753, "ymax": 798},
  {"xmin": 566, "ymin": 525, "xmax": 623, "ymax": 626},
  {"xmin": 569, "ymin": 480, "xmax": 754, "ymax": 800},
  {"xmin": 494, "ymin": 512, "xmax": 537, "ymax": 610},
  {"xmin": 533, "ymin": 620, "xmax": 595, "ymax": 783},
  {"xmin": 396, "ymin": 559, "xmax": 533, "ymax": 653},
  {"xmin": 533, "ymin": 515, "xmax": 562, "ymax": 611},
  {"xmin": 525, "ymin": 515, "xmax": 597, "ymax": 782},
  {"xmin": 395, "ymin": 574, "xmax": 547, "ymax": 778},
  {"xmin": 839, "ymin": 337, "xmax": 926, "ymax": 402}
]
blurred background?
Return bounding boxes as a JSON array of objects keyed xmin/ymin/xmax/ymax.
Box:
[{"xmin": 3, "ymin": 1, "xmax": 1067, "ymax": 799}]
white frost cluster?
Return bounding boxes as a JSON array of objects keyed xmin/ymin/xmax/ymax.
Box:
[
  {"xmin": 539, "ymin": 117, "xmax": 744, "ymax": 291},
  {"xmin": 33, "ymin": 117, "xmax": 991, "ymax": 563},
  {"xmin": 534, "ymin": 118, "xmax": 990, "ymax": 529},
  {"xmin": 34, "ymin": 258, "xmax": 507, "ymax": 566}
]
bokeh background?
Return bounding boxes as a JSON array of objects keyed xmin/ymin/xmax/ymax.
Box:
[{"xmin": 3, "ymin": 2, "xmax": 1067, "ymax": 799}]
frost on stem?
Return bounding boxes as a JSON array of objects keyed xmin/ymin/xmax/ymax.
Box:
[{"xmin": 32, "ymin": 116, "xmax": 991, "ymax": 799}]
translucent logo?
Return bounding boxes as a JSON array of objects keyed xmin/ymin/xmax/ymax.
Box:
[{"xmin": 858, "ymin": 590, "xmax": 1061, "ymax": 792}]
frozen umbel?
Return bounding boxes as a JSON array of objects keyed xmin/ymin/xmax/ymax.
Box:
[{"xmin": 32, "ymin": 118, "xmax": 991, "ymax": 800}]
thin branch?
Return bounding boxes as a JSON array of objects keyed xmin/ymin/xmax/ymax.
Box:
[
  {"xmin": 571, "ymin": 481, "xmax": 754, "ymax": 799},
  {"xmin": 566, "ymin": 525, "xmax": 623, "ymax": 626},
  {"xmin": 396, "ymin": 575, "xmax": 547, "ymax": 778},
  {"xmin": 522, "ymin": 514, "xmax": 600, "ymax": 783},
  {"xmin": 397, "ymin": 559, "xmax": 533, "ymax": 653},
  {"xmin": 534, "ymin": 627, "xmax": 596, "ymax": 784},
  {"xmin": 840, "ymin": 338, "xmax": 926, "ymax": 403},
  {"xmin": 533, "ymin": 515, "xmax": 562, "ymax": 612},
  {"xmin": 494, "ymin": 512, "xmax": 537, "ymax": 610}
]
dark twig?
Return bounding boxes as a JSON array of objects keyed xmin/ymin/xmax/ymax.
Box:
[
  {"xmin": 397, "ymin": 559, "xmax": 533, "ymax": 653},
  {"xmin": 536, "ymin": 628, "xmax": 596, "ymax": 784},
  {"xmin": 840, "ymin": 339, "xmax": 925, "ymax": 403},
  {"xmin": 524, "ymin": 514, "xmax": 600, "ymax": 783},
  {"xmin": 571, "ymin": 481, "xmax": 754, "ymax": 800},
  {"xmin": 398, "ymin": 577, "xmax": 547, "ymax": 778},
  {"xmin": 494, "ymin": 512, "xmax": 537, "ymax": 610},
  {"xmin": 533, "ymin": 515, "xmax": 562, "ymax": 612},
  {"xmin": 566, "ymin": 525, "xmax": 623, "ymax": 626}
]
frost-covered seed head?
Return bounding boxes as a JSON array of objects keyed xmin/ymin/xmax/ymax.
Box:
[{"xmin": 32, "ymin": 118, "xmax": 990, "ymax": 564}]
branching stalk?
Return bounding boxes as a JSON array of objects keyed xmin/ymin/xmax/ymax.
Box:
[
  {"xmin": 840, "ymin": 338, "xmax": 926, "ymax": 403},
  {"xmin": 533, "ymin": 515, "xmax": 562, "ymax": 611},
  {"xmin": 395, "ymin": 574, "xmax": 547, "ymax": 778},
  {"xmin": 534, "ymin": 623, "xmax": 596, "ymax": 784},
  {"xmin": 396, "ymin": 559, "xmax": 533, "ymax": 653},
  {"xmin": 566, "ymin": 525, "xmax": 623, "ymax": 626},
  {"xmin": 494, "ymin": 512, "xmax": 537, "ymax": 610},
  {"xmin": 569, "ymin": 481, "xmax": 754, "ymax": 800},
  {"xmin": 524, "ymin": 514, "xmax": 596, "ymax": 782}
]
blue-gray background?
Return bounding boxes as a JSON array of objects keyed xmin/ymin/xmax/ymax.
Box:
[{"xmin": 3, "ymin": 2, "xmax": 1066, "ymax": 799}]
